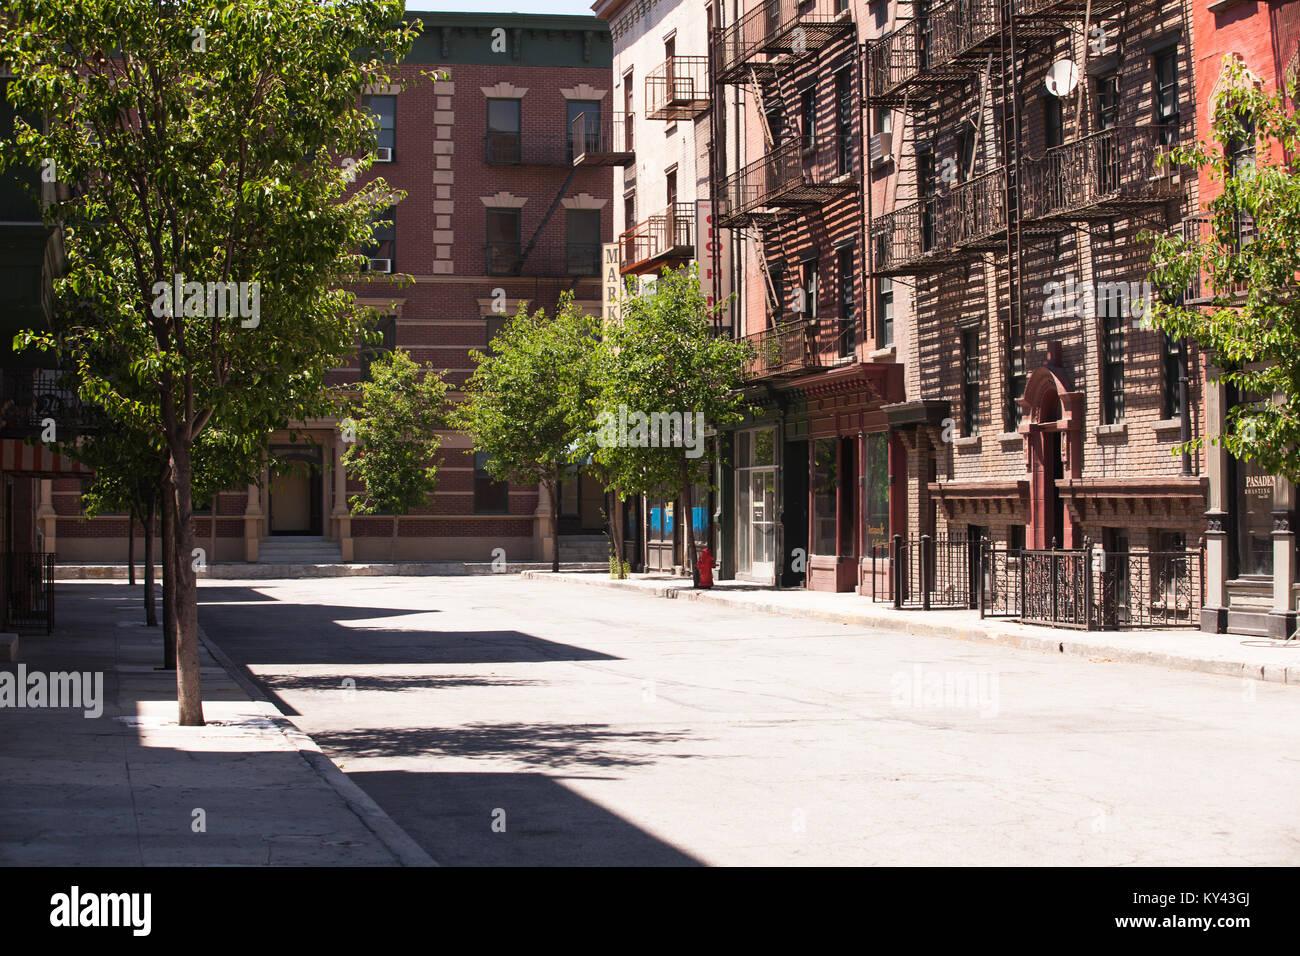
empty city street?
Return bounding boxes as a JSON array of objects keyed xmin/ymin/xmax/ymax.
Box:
[{"xmin": 197, "ymin": 575, "xmax": 1300, "ymax": 866}]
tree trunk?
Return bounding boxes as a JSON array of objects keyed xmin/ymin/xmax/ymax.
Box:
[
  {"xmin": 128, "ymin": 508, "xmax": 136, "ymax": 587},
  {"xmin": 550, "ymin": 477, "xmax": 560, "ymax": 574},
  {"xmin": 166, "ymin": 438, "xmax": 204, "ymax": 726},
  {"xmin": 143, "ymin": 497, "xmax": 157, "ymax": 628},
  {"xmin": 161, "ymin": 474, "xmax": 175, "ymax": 669},
  {"xmin": 681, "ymin": 457, "xmax": 698, "ymax": 586}
]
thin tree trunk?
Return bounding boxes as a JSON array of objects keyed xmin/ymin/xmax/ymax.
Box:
[
  {"xmin": 550, "ymin": 476, "xmax": 560, "ymax": 574},
  {"xmin": 161, "ymin": 471, "xmax": 175, "ymax": 669},
  {"xmin": 169, "ymin": 441, "xmax": 204, "ymax": 727},
  {"xmin": 128, "ymin": 507, "xmax": 137, "ymax": 587},
  {"xmin": 143, "ymin": 496, "xmax": 157, "ymax": 628}
]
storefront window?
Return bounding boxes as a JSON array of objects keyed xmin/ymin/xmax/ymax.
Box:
[
  {"xmin": 812, "ymin": 437, "xmax": 838, "ymax": 555},
  {"xmin": 862, "ymin": 433, "xmax": 889, "ymax": 557},
  {"xmin": 1234, "ymin": 457, "xmax": 1274, "ymax": 577},
  {"xmin": 735, "ymin": 427, "xmax": 776, "ymax": 577}
]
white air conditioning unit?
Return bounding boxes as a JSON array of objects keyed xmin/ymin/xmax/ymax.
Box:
[
  {"xmin": 367, "ymin": 258, "xmax": 392, "ymax": 273},
  {"xmin": 374, "ymin": 147, "xmax": 393, "ymax": 163},
  {"xmin": 869, "ymin": 131, "xmax": 892, "ymax": 167}
]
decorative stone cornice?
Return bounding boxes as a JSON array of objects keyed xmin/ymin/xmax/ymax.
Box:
[
  {"xmin": 481, "ymin": 82, "xmax": 527, "ymax": 99},
  {"xmin": 561, "ymin": 193, "xmax": 609, "ymax": 210},
  {"xmin": 560, "ymin": 84, "xmax": 608, "ymax": 102},
  {"xmin": 480, "ymin": 192, "xmax": 528, "ymax": 208}
]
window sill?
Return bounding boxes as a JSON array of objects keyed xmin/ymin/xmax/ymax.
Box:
[
  {"xmin": 1095, "ymin": 423, "xmax": 1127, "ymax": 439},
  {"xmin": 997, "ymin": 431, "xmax": 1022, "ymax": 445},
  {"xmin": 868, "ymin": 346, "xmax": 896, "ymax": 362},
  {"xmin": 953, "ymin": 435, "xmax": 980, "ymax": 450},
  {"xmin": 1153, "ymin": 417, "xmax": 1184, "ymax": 438}
]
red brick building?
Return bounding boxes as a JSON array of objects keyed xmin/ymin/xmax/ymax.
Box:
[{"xmin": 49, "ymin": 11, "xmax": 616, "ymax": 567}]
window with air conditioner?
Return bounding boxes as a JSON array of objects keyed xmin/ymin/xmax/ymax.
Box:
[{"xmin": 363, "ymin": 95, "xmax": 396, "ymax": 161}]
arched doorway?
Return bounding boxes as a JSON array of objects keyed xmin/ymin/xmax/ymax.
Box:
[{"xmin": 1017, "ymin": 347, "xmax": 1083, "ymax": 550}]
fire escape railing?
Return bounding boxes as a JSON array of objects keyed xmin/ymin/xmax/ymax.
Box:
[
  {"xmin": 645, "ymin": 56, "xmax": 711, "ymax": 120},
  {"xmin": 716, "ymin": 0, "xmax": 854, "ymax": 82},
  {"xmin": 867, "ymin": 0, "xmax": 1001, "ymax": 101},
  {"xmin": 1021, "ymin": 126, "xmax": 1179, "ymax": 222},
  {"xmin": 870, "ymin": 167, "xmax": 1008, "ymax": 274},
  {"xmin": 741, "ymin": 316, "xmax": 820, "ymax": 380},
  {"xmin": 571, "ymin": 111, "xmax": 635, "ymax": 167},
  {"xmin": 619, "ymin": 202, "xmax": 695, "ymax": 274},
  {"xmin": 0, "ymin": 368, "xmax": 88, "ymax": 438},
  {"xmin": 1181, "ymin": 213, "xmax": 1256, "ymax": 306}
]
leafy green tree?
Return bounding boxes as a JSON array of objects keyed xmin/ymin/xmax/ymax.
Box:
[
  {"xmin": 452, "ymin": 293, "xmax": 600, "ymax": 573},
  {"xmin": 0, "ymin": 0, "xmax": 425, "ymax": 725},
  {"xmin": 586, "ymin": 265, "xmax": 751, "ymax": 582},
  {"xmin": 1147, "ymin": 58, "xmax": 1300, "ymax": 479},
  {"xmin": 342, "ymin": 349, "xmax": 447, "ymax": 560}
]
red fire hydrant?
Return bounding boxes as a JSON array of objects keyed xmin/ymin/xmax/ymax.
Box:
[{"xmin": 696, "ymin": 546, "xmax": 715, "ymax": 588}]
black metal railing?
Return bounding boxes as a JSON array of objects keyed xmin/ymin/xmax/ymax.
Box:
[
  {"xmin": 979, "ymin": 542, "xmax": 1203, "ymax": 630},
  {"xmin": 716, "ymin": 0, "xmax": 854, "ymax": 82},
  {"xmin": 871, "ymin": 168, "xmax": 1007, "ymax": 274},
  {"xmin": 867, "ymin": 0, "xmax": 1000, "ymax": 101},
  {"xmin": 619, "ymin": 203, "xmax": 694, "ymax": 274},
  {"xmin": 485, "ymin": 241, "xmax": 602, "ymax": 277},
  {"xmin": 881, "ymin": 533, "xmax": 974, "ymax": 610},
  {"xmin": 0, "ymin": 368, "xmax": 88, "ymax": 438},
  {"xmin": 1021, "ymin": 126, "xmax": 1179, "ymax": 222},
  {"xmin": 741, "ymin": 316, "xmax": 819, "ymax": 380},
  {"xmin": 646, "ymin": 56, "xmax": 711, "ymax": 121},
  {"xmin": 485, "ymin": 130, "xmax": 568, "ymax": 166},
  {"xmin": 5, "ymin": 552, "xmax": 54, "ymax": 633},
  {"xmin": 1182, "ymin": 213, "xmax": 1256, "ymax": 306},
  {"xmin": 571, "ymin": 111, "xmax": 635, "ymax": 166}
]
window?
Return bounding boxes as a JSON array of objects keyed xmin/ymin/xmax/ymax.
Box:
[
  {"xmin": 801, "ymin": 85, "xmax": 816, "ymax": 152},
  {"xmin": 486, "ymin": 98, "xmax": 521, "ymax": 164},
  {"xmin": 1096, "ymin": 74, "xmax": 1119, "ymax": 131},
  {"xmin": 363, "ymin": 95, "xmax": 396, "ymax": 152},
  {"xmin": 812, "ymin": 438, "xmax": 839, "ymax": 555},
  {"xmin": 565, "ymin": 208, "xmax": 601, "ymax": 276},
  {"xmin": 1154, "ymin": 48, "xmax": 1180, "ymax": 145},
  {"xmin": 623, "ymin": 70, "xmax": 635, "ymax": 151},
  {"xmin": 837, "ymin": 245, "xmax": 855, "ymax": 357},
  {"xmin": 917, "ymin": 147, "xmax": 935, "ymax": 250},
  {"xmin": 961, "ymin": 328, "xmax": 980, "ymax": 437},
  {"xmin": 1003, "ymin": 307, "xmax": 1026, "ymax": 431},
  {"xmin": 876, "ymin": 276, "xmax": 894, "ymax": 347},
  {"xmin": 360, "ymin": 314, "xmax": 396, "ymax": 382},
  {"xmin": 956, "ymin": 127, "xmax": 975, "ymax": 182},
  {"xmin": 1103, "ymin": 309, "xmax": 1125, "ymax": 423},
  {"xmin": 366, "ymin": 206, "xmax": 395, "ymax": 268},
  {"xmin": 801, "ymin": 257, "xmax": 819, "ymax": 320},
  {"xmin": 769, "ymin": 265, "xmax": 786, "ymax": 323},
  {"xmin": 485, "ymin": 315, "xmax": 507, "ymax": 352},
  {"xmin": 1044, "ymin": 96, "xmax": 1064, "ymax": 150},
  {"xmin": 1162, "ymin": 333, "xmax": 1182, "ymax": 419},
  {"xmin": 835, "ymin": 69, "xmax": 853, "ymax": 175},
  {"xmin": 624, "ymin": 191, "xmax": 636, "ymax": 231},
  {"xmin": 486, "ymin": 207, "xmax": 521, "ymax": 275},
  {"xmin": 874, "ymin": 107, "xmax": 892, "ymax": 137},
  {"xmin": 1008, "ymin": 524, "xmax": 1025, "ymax": 552},
  {"xmin": 473, "ymin": 450, "xmax": 509, "ymax": 514},
  {"xmin": 766, "ymin": 97, "xmax": 785, "ymax": 147},
  {"xmin": 567, "ymin": 99, "xmax": 600, "ymax": 161}
]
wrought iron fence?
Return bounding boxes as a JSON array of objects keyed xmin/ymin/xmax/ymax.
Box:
[
  {"xmin": 979, "ymin": 542, "xmax": 1202, "ymax": 630},
  {"xmin": 5, "ymin": 552, "xmax": 54, "ymax": 633},
  {"xmin": 874, "ymin": 533, "xmax": 974, "ymax": 609},
  {"xmin": 0, "ymin": 368, "xmax": 87, "ymax": 438}
]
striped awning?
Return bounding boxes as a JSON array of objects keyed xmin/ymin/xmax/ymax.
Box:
[{"xmin": 0, "ymin": 439, "xmax": 92, "ymax": 476}]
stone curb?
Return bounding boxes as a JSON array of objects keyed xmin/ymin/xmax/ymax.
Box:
[
  {"xmin": 522, "ymin": 570, "xmax": 1300, "ymax": 687},
  {"xmin": 195, "ymin": 621, "xmax": 438, "ymax": 867},
  {"xmin": 58, "ymin": 562, "xmax": 607, "ymax": 580}
]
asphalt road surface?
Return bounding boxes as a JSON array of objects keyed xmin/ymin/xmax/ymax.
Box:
[{"xmin": 198, "ymin": 575, "xmax": 1300, "ymax": 866}]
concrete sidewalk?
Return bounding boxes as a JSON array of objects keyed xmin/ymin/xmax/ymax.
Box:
[
  {"xmin": 523, "ymin": 570, "xmax": 1300, "ymax": 686},
  {"xmin": 0, "ymin": 581, "xmax": 434, "ymax": 866}
]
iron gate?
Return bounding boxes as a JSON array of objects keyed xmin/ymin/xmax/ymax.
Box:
[
  {"xmin": 5, "ymin": 552, "xmax": 54, "ymax": 633},
  {"xmin": 875, "ymin": 533, "xmax": 974, "ymax": 609}
]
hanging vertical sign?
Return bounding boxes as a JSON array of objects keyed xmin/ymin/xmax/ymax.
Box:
[
  {"xmin": 602, "ymin": 242, "xmax": 622, "ymax": 326},
  {"xmin": 696, "ymin": 199, "xmax": 731, "ymax": 332}
]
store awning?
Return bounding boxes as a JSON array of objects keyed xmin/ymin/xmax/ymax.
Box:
[{"xmin": 0, "ymin": 439, "xmax": 92, "ymax": 477}]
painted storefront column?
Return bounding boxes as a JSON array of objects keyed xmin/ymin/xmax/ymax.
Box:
[
  {"xmin": 332, "ymin": 438, "xmax": 352, "ymax": 562},
  {"xmin": 243, "ymin": 482, "xmax": 261, "ymax": 563},
  {"xmin": 1201, "ymin": 378, "xmax": 1230, "ymax": 632}
]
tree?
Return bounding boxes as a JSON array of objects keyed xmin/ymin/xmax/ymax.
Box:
[
  {"xmin": 452, "ymin": 293, "xmax": 599, "ymax": 573},
  {"xmin": 587, "ymin": 265, "xmax": 751, "ymax": 582},
  {"xmin": 0, "ymin": 0, "xmax": 425, "ymax": 725},
  {"xmin": 341, "ymin": 349, "xmax": 447, "ymax": 560},
  {"xmin": 1147, "ymin": 57, "xmax": 1300, "ymax": 480}
]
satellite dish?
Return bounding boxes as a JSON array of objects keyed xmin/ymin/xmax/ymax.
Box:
[{"xmin": 1045, "ymin": 59, "xmax": 1079, "ymax": 98}]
